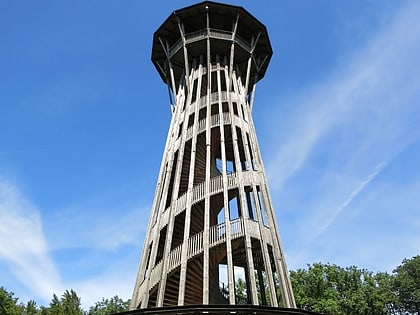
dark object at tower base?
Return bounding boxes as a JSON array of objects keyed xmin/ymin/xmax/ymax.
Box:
[{"xmin": 117, "ymin": 305, "xmax": 321, "ymax": 315}]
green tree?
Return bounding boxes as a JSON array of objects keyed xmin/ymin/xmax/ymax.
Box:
[
  {"xmin": 290, "ymin": 263, "xmax": 341, "ymax": 314},
  {"xmin": 46, "ymin": 290, "xmax": 83, "ymax": 315},
  {"xmin": 61, "ymin": 290, "xmax": 84, "ymax": 315},
  {"xmin": 48, "ymin": 293, "xmax": 63, "ymax": 315},
  {"xmin": 369, "ymin": 272, "xmax": 397, "ymax": 315},
  {"xmin": 22, "ymin": 300, "xmax": 39, "ymax": 315},
  {"xmin": 290, "ymin": 263, "xmax": 394, "ymax": 315},
  {"xmin": 0, "ymin": 287, "xmax": 24, "ymax": 315},
  {"xmin": 392, "ymin": 255, "xmax": 420, "ymax": 314},
  {"xmin": 87, "ymin": 295, "xmax": 130, "ymax": 315},
  {"xmin": 38, "ymin": 307, "xmax": 50, "ymax": 315},
  {"xmin": 235, "ymin": 278, "xmax": 248, "ymax": 305}
]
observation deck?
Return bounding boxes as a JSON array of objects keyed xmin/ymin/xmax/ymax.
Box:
[{"xmin": 152, "ymin": 1, "xmax": 272, "ymax": 94}]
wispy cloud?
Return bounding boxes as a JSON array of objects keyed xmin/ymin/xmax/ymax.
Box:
[
  {"xmin": 69, "ymin": 257, "xmax": 138, "ymax": 309},
  {"xmin": 266, "ymin": 1, "xmax": 420, "ymax": 191},
  {"xmin": 44, "ymin": 200, "xmax": 148, "ymax": 251},
  {"xmin": 0, "ymin": 178, "xmax": 63, "ymax": 302},
  {"xmin": 264, "ymin": 1, "xmax": 420, "ymax": 270},
  {"xmin": 316, "ymin": 161, "xmax": 386, "ymax": 236},
  {"xmin": 0, "ymin": 176, "xmax": 148, "ymax": 305}
]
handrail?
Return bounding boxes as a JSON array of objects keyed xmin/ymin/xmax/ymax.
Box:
[
  {"xmin": 165, "ymin": 169, "xmax": 257, "ymax": 224},
  {"xmin": 149, "ymin": 217, "xmax": 266, "ymax": 293},
  {"xmin": 168, "ymin": 244, "xmax": 183, "ymax": 272},
  {"xmin": 168, "ymin": 28, "xmax": 252, "ymax": 58},
  {"xmin": 149, "ymin": 260, "xmax": 163, "ymax": 289}
]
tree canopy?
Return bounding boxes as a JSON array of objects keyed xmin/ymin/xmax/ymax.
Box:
[
  {"xmin": 0, "ymin": 256, "xmax": 418, "ymax": 315},
  {"xmin": 289, "ymin": 256, "xmax": 419, "ymax": 315},
  {"xmin": 0, "ymin": 288, "xmax": 130, "ymax": 315}
]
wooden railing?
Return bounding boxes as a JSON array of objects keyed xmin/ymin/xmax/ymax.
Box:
[
  {"xmin": 185, "ymin": 112, "xmax": 233, "ymax": 142},
  {"xmin": 188, "ymin": 232, "xmax": 203, "ymax": 259},
  {"xmin": 149, "ymin": 260, "xmax": 163, "ymax": 289},
  {"xmin": 168, "ymin": 28, "xmax": 252, "ymax": 59},
  {"xmin": 171, "ymin": 173, "xmax": 238, "ymax": 217},
  {"xmin": 158, "ymin": 170, "xmax": 258, "ymax": 232},
  {"xmin": 144, "ymin": 217, "xmax": 270, "ymax": 295},
  {"xmin": 168, "ymin": 244, "xmax": 182, "ymax": 272}
]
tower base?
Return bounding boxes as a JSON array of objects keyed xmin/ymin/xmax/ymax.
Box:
[{"xmin": 117, "ymin": 305, "xmax": 320, "ymax": 315}]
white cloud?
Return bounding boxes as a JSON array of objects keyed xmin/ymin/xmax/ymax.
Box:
[
  {"xmin": 44, "ymin": 201, "xmax": 149, "ymax": 251},
  {"xmin": 0, "ymin": 178, "xmax": 63, "ymax": 302},
  {"xmin": 69, "ymin": 257, "xmax": 138, "ymax": 309},
  {"xmin": 0, "ymin": 176, "xmax": 148, "ymax": 306}
]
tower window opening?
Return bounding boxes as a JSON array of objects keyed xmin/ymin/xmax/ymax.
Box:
[
  {"xmin": 191, "ymin": 78, "xmax": 198, "ymax": 102},
  {"xmin": 222, "ymin": 102, "xmax": 229, "ymax": 113},
  {"xmin": 210, "ymin": 70, "xmax": 218, "ymax": 93},
  {"xmin": 228, "ymin": 189, "xmax": 241, "ymax": 220},
  {"xmin": 217, "ymin": 207, "xmax": 225, "ymax": 225},
  {"xmin": 251, "ymin": 238, "xmax": 269, "ymax": 306},
  {"xmin": 257, "ymin": 187, "xmax": 269, "ymax": 227},
  {"xmin": 163, "ymin": 267, "xmax": 181, "ymax": 307},
  {"xmin": 210, "ymin": 192, "xmax": 224, "ymax": 226},
  {"xmin": 216, "ymin": 157, "xmax": 223, "ymax": 174},
  {"xmin": 143, "ymin": 242, "xmax": 153, "ymax": 280},
  {"xmin": 190, "ymin": 201, "xmax": 205, "ymax": 236},
  {"xmin": 211, "ymin": 103, "xmax": 218, "ymax": 115},
  {"xmin": 165, "ymin": 151, "xmax": 178, "ymax": 209},
  {"xmin": 218, "ymin": 263, "xmax": 229, "ymax": 301},
  {"xmin": 232, "ymin": 102, "xmax": 239, "ymax": 116},
  {"xmin": 155, "ymin": 225, "xmax": 167, "ymax": 265},
  {"xmin": 220, "ymin": 72, "xmax": 227, "ymax": 91},
  {"xmin": 234, "ymin": 266, "xmax": 248, "ymax": 305},
  {"xmin": 147, "ymin": 288, "xmax": 158, "ymax": 308},
  {"xmin": 200, "ymin": 72, "xmax": 208, "ymax": 97},
  {"xmin": 178, "ymin": 140, "xmax": 192, "ymax": 197},
  {"xmin": 178, "ymin": 122, "xmax": 183, "ymax": 139},
  {"xmin": 245, "ymin": 187, "xmax": 257, "ymax": 221},
  {"xmin": 180, "ymin": 82, "xmax": 187, "ymax": 111},
  {"xmin": 226, "ymin": 160, "xmax": 235, "ymax": 174},
  {"xmin": 236, "ymin": 127, "xmax": 249, "ymax": 171},
  {"xmin": 241, "ymin": 104, "xmax": 247, "ymax": 122},
  {"xmin": 167, "ymin": 86, "xmax": 175, "ymax": 108},
  {"xmin": 224, "ymin": 126, "xmax": 236, "ymax": 174},
  {"xmin": 246, "ymin": 133, "xmax": 257, "ymax": 170},
  {"xmin": 193, "ymin": 133, "xmax": 207, "ymax": 185},
  {"xmin": 255, "ymin": 270, "xmax": 269, "ymax": 306},
  {"xmin": 187, "ymin": 113, "xmax": 195, "ymax": 128},
  {"xmin": 185, "ymin": 255, "xmax": 204, "ymax": 305},
  {"xmin": 156, "ymin": 164, "xmax": 168, "ymax": 217},
  {"xmin": 199, "ymin": 107, "xmax": 207, "ymax": 120},
  {"xmin": 267, "ymin": 245, "xmax": 282, "ymax": 305},
  {"xmin": 171, "ymin": 211, "xmax": 186, "ymax": 250},
  {"xmin": 229, "ymin": 77, "xmax": 234, "ymax": 92}
]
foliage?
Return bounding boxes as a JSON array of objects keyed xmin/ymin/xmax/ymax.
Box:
[
  {"xmin": 61, "ymin": 290, "xmax": 84, "ymax": 315},
  {"xmin": 87, "ymin": 295, "xmax": 130, "ymax": 315},
  {"xmin": 392, "ymin": 255, "xmax": 420, "ymax": 314},
  {"xmin": 0, "ymin": 288, "xmax": 130, "ymax": 315},
  {"xmin": 22, "ymin": 300, "xmax": 39, "ymax": 315},
  {"xmin": 290, "ymin": 259, "xmax": 420, "ymax": 315},
  {"xmin": 235, "ymin": 278, "xmax": 248, "ymax": 304},
  {"xmin": 0, "ymin": 287, "xmax": 23, "ymax": 315},
  {"xmin": 1, "ymin": 256, "xmax": 418, "ymax": 315}
]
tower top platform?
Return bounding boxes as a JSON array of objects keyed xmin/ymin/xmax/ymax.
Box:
[{"xmin": 152, "ymin": 1, "xmax": 272, "ymax": 91}]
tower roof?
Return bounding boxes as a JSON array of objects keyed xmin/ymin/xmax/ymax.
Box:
[{"xmin": 152, "ymin": 1, "xmax": 273, "ymax": 89}]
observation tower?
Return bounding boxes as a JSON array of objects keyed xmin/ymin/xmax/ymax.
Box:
[{"xmin": 130, "ymin": 2, "xmax": 305, "ymax": 313}]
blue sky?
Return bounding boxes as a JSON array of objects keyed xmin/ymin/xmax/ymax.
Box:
[{"xmin": 1, "ymin": 0, "xmax": 419, "ymax": 308}]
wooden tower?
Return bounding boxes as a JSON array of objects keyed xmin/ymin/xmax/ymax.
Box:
[{"xmin": 131, "ymin": 1, "xmax": 296, "ymax": 310}]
